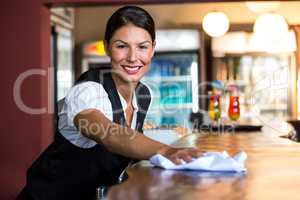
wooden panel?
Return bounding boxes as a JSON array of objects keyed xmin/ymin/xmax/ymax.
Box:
[
  {"xmin": 0, "ymin": 1, "xmax": 53, "ymax": 200},
  {"xmin": 43, "ymin": 0, "xmax": 249, "ymax": 7},
  {"xmin": 291, "ymin": 25, "xmax": 300, "ymax": 118}
]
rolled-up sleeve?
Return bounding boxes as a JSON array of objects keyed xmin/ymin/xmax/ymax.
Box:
[{"xmin": 65, "ymin": 81, "xmax": 112, "ymax": 127}]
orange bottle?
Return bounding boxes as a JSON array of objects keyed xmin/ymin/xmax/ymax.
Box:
[{"xmin": 228, "ymin": 96, "xmax": 240, "ymax": 121}]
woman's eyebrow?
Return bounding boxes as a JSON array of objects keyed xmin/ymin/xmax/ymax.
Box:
[
  {"xmin": 112, "ymin": 40, "xmax": 127, "ymax": 44},
  {"xmin": 139, "ymin": 41, "xmax": 152, "ymax": 45},
  {"xmin": 112, "ymin": 40, "xmax": 152, "ymax": 45}
]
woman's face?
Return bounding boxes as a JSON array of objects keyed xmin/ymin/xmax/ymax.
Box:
[{"xmin": 106, "ymin": 24, "xmax": 155, "ymax": 84}]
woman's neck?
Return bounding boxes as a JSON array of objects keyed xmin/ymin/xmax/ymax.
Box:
[{"xmin": 112, "ymin": 74, "xmax": 137, "ymax": 104}]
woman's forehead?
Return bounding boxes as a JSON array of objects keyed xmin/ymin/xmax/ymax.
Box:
[{"xmin": 110, "ymin": 25, "xmax": 152, "ymax": 43}]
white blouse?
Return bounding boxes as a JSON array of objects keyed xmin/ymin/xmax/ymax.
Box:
[{"xmin": 57, "ymin": 81, "xmax": 142, "ymax": 148}]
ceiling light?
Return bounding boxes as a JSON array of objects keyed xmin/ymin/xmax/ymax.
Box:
[
  {"xmin": 254, "ymin": 13, "xmax": 289, "ymax": 41},
  {"xmin": 202, "ymin": 11, "xmax": 230, "ymax": 38}
]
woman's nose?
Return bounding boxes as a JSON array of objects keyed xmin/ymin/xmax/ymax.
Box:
[{"xmin": 127, "ymin": 48, "xmax": 137, "ymax": 62}]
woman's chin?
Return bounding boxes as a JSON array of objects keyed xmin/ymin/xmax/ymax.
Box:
[
  {"xmin": 124, "ymin": 75, "xmax": 142, "ymax": 83},
  {"xmin": 117, "ymin": 73, "xmax": 142, "ymax": 84}
]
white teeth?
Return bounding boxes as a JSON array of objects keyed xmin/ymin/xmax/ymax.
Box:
[{"xmin": 124, "ymin": 66, "xmax": 139, "ymax": 71}]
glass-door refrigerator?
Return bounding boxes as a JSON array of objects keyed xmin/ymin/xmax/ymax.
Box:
[
  {"xmin": 142, "ymin": 29, "xmax": 200, "ymax": 129},
  {"xmin": 142, "ymin": 52, "xmax": 199, "ymax": 128}
]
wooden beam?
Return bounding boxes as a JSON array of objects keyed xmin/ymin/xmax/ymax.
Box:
[{"xmin": 43, "ymin": 0, "xmax": 255, "ymax": 7}]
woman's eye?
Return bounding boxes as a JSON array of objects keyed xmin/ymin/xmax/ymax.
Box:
[
  {"xmin": 139, "ymin": 45, "xmax": 148, "ymax": 49},
  {"xmin": 116, "ymin": 45, "xmax": 126, "ymax": 49}
]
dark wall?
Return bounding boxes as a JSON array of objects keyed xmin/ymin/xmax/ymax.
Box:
[{"xmin": 0, "ymin": 1, "xmax": 53, "ymax": 200}]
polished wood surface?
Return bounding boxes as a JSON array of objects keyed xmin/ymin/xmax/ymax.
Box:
[{"xmin": 107, "ymin": 130, "xmax": 300, "ymax": 200}]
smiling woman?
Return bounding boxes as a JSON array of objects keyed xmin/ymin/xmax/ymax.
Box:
[
  {"xmin": 107, "ymin": 24, "xmax": 155, "ymax": 84},
  {"xmin": 17, "ymin": 5, "xmax": 203, "ymax": 200}
]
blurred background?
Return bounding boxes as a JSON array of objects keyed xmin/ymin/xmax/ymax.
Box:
[
  {"xmin": 50, "ymin": 2, "xmax": 300, "ymax": 128},
  {"xmin": 2, "ymin": 1, "xmax": 300, "ymax": 200}
]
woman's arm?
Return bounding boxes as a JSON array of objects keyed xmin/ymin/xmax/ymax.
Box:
[{"xmin": 74, "ymin": 109, "xmax": 202, "ymax": 164}]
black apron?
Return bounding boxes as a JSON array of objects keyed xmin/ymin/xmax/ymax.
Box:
[{"xmin": 20, "ymin": 68, "xmax": 151, "ymax": 200}]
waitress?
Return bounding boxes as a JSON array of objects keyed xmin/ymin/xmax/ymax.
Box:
[{"xmin": 17, "ymin": 5, "xmax": 202, "ymax": 200}]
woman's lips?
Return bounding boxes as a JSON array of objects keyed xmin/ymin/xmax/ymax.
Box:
[{"xmin": 122, "ymin": 65, "xmax": 142, "ymax": 75}]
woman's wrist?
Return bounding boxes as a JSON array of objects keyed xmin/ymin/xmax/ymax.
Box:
[{"xmin": 156, "ymin": 145, "xmax": 174, "ymax": 156}]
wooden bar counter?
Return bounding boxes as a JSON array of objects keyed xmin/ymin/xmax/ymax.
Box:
[{"xmin": 106, "ymin": 129, "xmax": 300, "ymax": 200}]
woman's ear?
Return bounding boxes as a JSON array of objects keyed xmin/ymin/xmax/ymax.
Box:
[
  {"xmin": 151, "ymin": 41, "xmax": 156, "ymax": 57},
  {"xmin": 104, "ymin": 41, "xmax": 110, "ymax": 57}
]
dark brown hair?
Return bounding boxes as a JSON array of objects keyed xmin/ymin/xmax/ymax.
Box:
[{"xmin": 104, "ymin": 6, "xmax": 155, "ymax": 43}]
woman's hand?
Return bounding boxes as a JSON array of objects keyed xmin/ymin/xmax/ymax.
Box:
[{"xmin": 157, "ymin": 146, "xmax": 203, "ymax": 165}]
